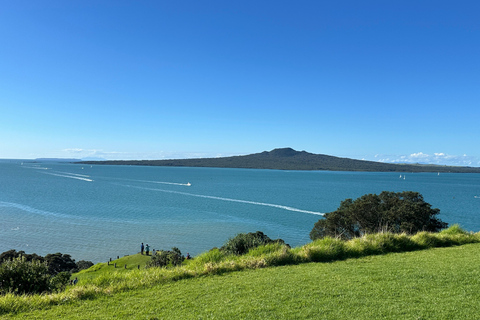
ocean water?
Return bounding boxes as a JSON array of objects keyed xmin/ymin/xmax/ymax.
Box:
[{"xmin": 1, "ymin": 160, "xmax": 479, "ymax": 263}]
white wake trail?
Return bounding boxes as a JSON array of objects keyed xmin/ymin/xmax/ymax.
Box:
[
  {"xmin": 43, "ymin": 172, "xmax": 93, "ymax": 182},
  {"xmin": 0, "ymin": 201, "xmax": 71, "ymax": 219},
  {"xmin": 54, "ymin": 171, "xmax": 91, "ymax": 178},
  {"xmin": 136, "ymin": 179, "xmax": 191, "ymax": 186},
  {"xmin": 122, "ymin": 184, "xmax": 324, "ymax": 216},
  {"xmin": 23, "ymin": 166, "xmax": 49, "ymax": 170}
]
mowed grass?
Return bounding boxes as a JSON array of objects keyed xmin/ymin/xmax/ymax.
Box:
[
  {"xmin": 75, "ymin": 253, "xmax": 151, "ymax": 282},
  {"xmin": 5, "ymin": 243, "xmax": 480, "ymax": 319}
]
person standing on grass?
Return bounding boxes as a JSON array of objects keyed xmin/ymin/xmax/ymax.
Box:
[
  {"xmin": 141, "ymin": 242, "xmax": 144, "ymax": 255},
  {"xmin": 145, "ymin": 244, "xmax": 150, "ymax": 256}
]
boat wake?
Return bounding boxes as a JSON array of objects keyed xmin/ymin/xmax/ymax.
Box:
[
  {"xmin": 0, "ymin": 201, "xmax": 72, "ymax": 219},
  {"xmin": 54, "ymin": 171, "xmax": 91, "ymax": 178},
  {"xmin": 120, "ymin": 184, "xmax": 324, "ymax": 216},
  {"xmin": 136, "ymin": 179, "xmax": 192, "ymax": 187},
  {"xmin": 42, "ymin": 172, "xmax": 93, "ymax": 182},
  {"xmin": 22, "ymin": 166, "xmax": 50, "ymax": 170}
]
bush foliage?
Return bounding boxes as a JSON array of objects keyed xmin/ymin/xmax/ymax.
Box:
[
  {"xmin": 310, "ymin": 191, "xmax": 448, "ymax": 240},
  {"xmin": 0, "ymin": 250, "xmax": 43, "ymax": 264},
  {"xmin": 0, "ymin": 257, "xmax": 59, "ymax": 295},
  {"xmin": 0, "ymin": 225, "xmax": 478, "ymax": 315},
  {"xmin": 147, "ymin": 247, "xmax": 184, "ymax": 268},
  {"xmin": 221, "ymin": 231, "xmax": 287, "ymax": 255},
  {"xmin": 0, "ymin": 250, "xmax": 92, "ymax": 295},
  {"xmin": 0, "ymin": 250, "xmax": 92, "ymax": 275}
]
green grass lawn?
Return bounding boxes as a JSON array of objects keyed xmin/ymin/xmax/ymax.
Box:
[{"xmin": 5, "ymin": 243, "xmax": 480, "ymax": 319}]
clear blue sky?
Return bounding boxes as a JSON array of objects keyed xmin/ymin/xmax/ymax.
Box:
[{"xmin": 1, "ymin": 1, "xmax": 479, "ymax": 166}]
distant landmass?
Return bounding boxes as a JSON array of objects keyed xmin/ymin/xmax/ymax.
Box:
[
  {"xmin": 81, "ymin": 157, "xmax": 107, "ymax": 161},
  {"xmin": 79, "ymin": 148, "xmax": 480, "ymax": 173},
  {"xmin": 32, "ymin": 157, "xmax": 105, "ymax": 162},
  {"xmin": 35, "ymin": 158, "xmax": 82, "ymax": 162}
]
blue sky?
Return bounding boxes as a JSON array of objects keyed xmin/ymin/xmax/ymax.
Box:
[{"xmin": 1, "ymin": 1, "xmax": 479, "ymax": 166}]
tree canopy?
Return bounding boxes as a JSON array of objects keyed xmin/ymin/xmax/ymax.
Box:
[{"xmin": 310, "ymin": 191, "xmax": 448, "ymax": 240}]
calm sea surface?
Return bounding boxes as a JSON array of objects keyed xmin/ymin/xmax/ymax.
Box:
[{"xmin": 1, "ymin": 160, "xmax": 479, "ymax": 263}]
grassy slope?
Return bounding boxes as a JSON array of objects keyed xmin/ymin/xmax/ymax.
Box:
[
  {"xmin": 75, "ymin": 253, "xmax": 151, "ymax": 282},
  {"xmin": 6, "ymin": 243, "xmax": 480, "ymax": 319}
]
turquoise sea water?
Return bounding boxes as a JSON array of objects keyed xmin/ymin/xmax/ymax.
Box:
[{"xmin": 1, "ymin": 160, "xmax": 479, "ymax": 263}]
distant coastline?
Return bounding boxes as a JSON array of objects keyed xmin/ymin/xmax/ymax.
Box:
[
  {"xmin": 79, "ymin": 148, "xmax": 480, "ymax": 173},
  {"xmin": 35, "ymin": 158, "xmax": 82, "ymax": 162}
]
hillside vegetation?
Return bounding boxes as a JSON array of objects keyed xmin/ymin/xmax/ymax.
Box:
[
  {"xmin": 6, "ymin": 243, "xmax": 480, "ymax": 319},
  {"xmin": 80, "ymin": 148, "xmax": 480, "ymax": 173},
  {"xmin": 2, "ymin": 225, "xmax": 480, "ymax": 319}
]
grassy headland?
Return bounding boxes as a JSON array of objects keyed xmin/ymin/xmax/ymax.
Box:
[
  {"xmin": 6, "ymin": 244, "xmax": 480, "ymax": 319},
  {"xmin": 2, "ymin": 225, "xmax": 480, "ymax": 319}
]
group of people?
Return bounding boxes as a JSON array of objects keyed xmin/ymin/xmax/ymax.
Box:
[{"xmin": 140, "ymin": 242, "xmax": 151, "ymax": 255}]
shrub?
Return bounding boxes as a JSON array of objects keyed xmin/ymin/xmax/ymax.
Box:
[
  {"xmin": 0, "ymin": 257, "xmax": 52, "ymax": 295},
  {"xmin": 50, "ymin": 271, "xmax": 71, "ymax": 292},
  {"xmin": 0, "ymin": 250, "xmax": 80, "ymax": 275},
  {"xmin": 221, "ymin": 231, "xmax": 287, "ymax": 255},
  {"xmin": 147, "ymin": 247, "xmax": 184, "ymax": 268},
  {"xmin": 0, "ymin": 251, "xmax": 83, "ymax": 296}
]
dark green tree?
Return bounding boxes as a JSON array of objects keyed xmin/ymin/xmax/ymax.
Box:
[
  {"xmin": 0, "ymin": 250, "xmax": 44, "ymax": 264},
  {"xmin": 310, "ymin": 191, "xmax": 448, "ymax": 240},
  {"xmin": 44, "ymin": 253, "xmax": 78, "ymax": 275},
  {"xmin": 76, "ymin": 260, "xmax": 94, "ymax": 271}
]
